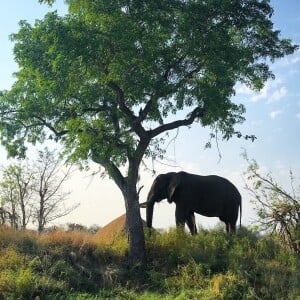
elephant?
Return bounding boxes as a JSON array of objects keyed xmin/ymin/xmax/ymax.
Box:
[{"xmin": 142, "ymin": 171, "xmax": 242, "ymax": 234}]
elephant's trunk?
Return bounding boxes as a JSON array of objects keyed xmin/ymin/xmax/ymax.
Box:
[{"xmin": 146, "ymin": 199, "xmax": 155, "ymax": 229}]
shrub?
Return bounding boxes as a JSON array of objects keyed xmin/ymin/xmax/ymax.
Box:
[
  {"xmin": 210, "ymin": 272, "xmax": 248, "ymax": 299},
  {"xmin": 15, "ymin": 269, "xmax": 36, "ymax": 299},
  {"xmin": 17, "ymin": 235, "xmax": 39, "ymax": 254},
  {"xmin": 0, "ymin": 268, "xmax": 36, "ymax": 300},
  {"xmin": 176, "ymin": 260, "xmax": 208, "ymax": 290},
  {"xmin": 243, "ymin": 153, "xmax": 300, "ymax": 254},
  {"xmin": 0, "ymin": 247, "xmax": 25, "ymax": 270},
  {"xmin": 187, "ymin": 229, "xmax": 230, "ymax": 272}
]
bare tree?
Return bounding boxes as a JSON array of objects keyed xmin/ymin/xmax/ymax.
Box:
[
  {"xmin": 243, "ymin": 152, "xmax": 300, "ymax": 254},
  {"xmin": 0, "ymin": 207, "xmax": 11, "ymax": 225},
  {"xmin": 33, "ymin": 148, "xmax": 78, "ymax": 232},
  {"xmin": 0, "ymin": 164, "xmax": 34, "ymax": 229},
  {"xmin": 0, "ymin": 148, "xmax": 78, "ymax": 231},
  {"xmin": 0, "ymin": 182, "xmax": 17, "ymax": 227}
]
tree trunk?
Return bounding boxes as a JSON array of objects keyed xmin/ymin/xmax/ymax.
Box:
[
  {"xmin": 20, "ymin": 202, "xmax": 26, "ymax": 230},
  {"xmin": 123, "ymin": 183, "xmax": 146, "ymax": 263},
  {"xmin": 38, "ymin": 200, "xmax": 44, "ymax": 233},
  {"xmin": 93, "ymin": 152, "xmax": 146, "ymax": 262}
]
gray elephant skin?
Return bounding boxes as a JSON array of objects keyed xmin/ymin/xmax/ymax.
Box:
[{"xmin": 145, "ymin": 171, "xmax": 242, "ymax": 234}]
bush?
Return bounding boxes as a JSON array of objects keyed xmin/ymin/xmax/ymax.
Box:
[
  {"xmin": 176, "ymin": 260, "xmax": 208, "ymax": 290},
  {"xmin": 0, "ymin": 247, "xmax": 25, "ymax": 270},
  {"xmin": 243, "ymin": 153, "xmax": 300, "ymax": 254},
  {"xmin": 210, "ymin": 272, "xmax": 249, "ymax": 299},
  {"xmin": 0, "ymin": 268, "xmax": 36, "ymax": 300}
]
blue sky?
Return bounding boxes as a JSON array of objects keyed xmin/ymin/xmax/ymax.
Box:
[{"xmin": 0, "ymin": 0, "xmax": 299, "ymax": 230}]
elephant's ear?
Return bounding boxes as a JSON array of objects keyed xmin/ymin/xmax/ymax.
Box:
[{"xmin": 167, "ymin": 175, "xmax": 179, "ymax": 203}]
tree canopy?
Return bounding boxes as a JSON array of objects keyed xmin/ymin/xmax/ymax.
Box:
[{"xmin": 0, "ymin": 0, "xmax": 297, "ymax": 261}]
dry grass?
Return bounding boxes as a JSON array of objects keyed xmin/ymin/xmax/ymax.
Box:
[
  {"xmin": 0, "ymin": 214, "xmax": 141, "ymax": 249},
  {"xmin": 0, "ymin": 226, "xmax": 37, "ymax": 247},
  {"xmin": 94, "ymin": 214, "xmax": 127, "ymax": 245},
  {"xmin": 38, "ymin": 228, "xmax": 94, "ymax": 248}
]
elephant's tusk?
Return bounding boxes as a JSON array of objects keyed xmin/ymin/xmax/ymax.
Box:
[
  {"xmin": 137, "ymin": 185, "xmax": 144, "ymax": 196},
  {"xmin": 139, "ymin": 201, "xmax": 147, "ymax": 208}
]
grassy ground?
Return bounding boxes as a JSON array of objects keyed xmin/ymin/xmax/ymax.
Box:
[{"xmin": 0, "ymin": 226, "xmax": 299, "ymax": 299}]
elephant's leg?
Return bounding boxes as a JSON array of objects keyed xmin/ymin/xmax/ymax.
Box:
[
  {"xmin": 186, "ymin": 212, "xmax": 197, "ymax": 235},
  {"xmin": 225, "ymin": 222, "xmax": 230, "ymax": 234},
  {"xmin": 219, "ymin": 216, "xmax": 230, "ymax": 233},
  {"xmin": 229, "ymin": 222, "xmax": 236, "ymax": 234},
  {"xmin": 175, "ymin": 205, "xmax": 186, "ymax": 230},
  {"xmin": 224, "ymin": 221, "xmax": 236, "ymax": 234}
]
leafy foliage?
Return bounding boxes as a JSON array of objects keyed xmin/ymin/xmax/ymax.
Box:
[{"xmin": 0, "ymin": 1, "xmax": 297, "ymax": 165}]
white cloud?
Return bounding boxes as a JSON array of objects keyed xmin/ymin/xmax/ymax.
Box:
[
  {"xmin": 235, "ymin": 84, "xmax": 253, "ymax": 95},
  {"xmin": 292, "ymin": 56, "xmax": 300, "ymax": 64},
  {"xmin": 248, "ymin": 78, "xmax": 284, "ymax": 103},
  {"xmin": 250, "ymin": 83, "xmax": 271, "ymax": 102},
  {"xmin": 235, "ymin": 78, "xmax": 288, "ymax": 104},
  {"xmin": 278, "ymin": 49, "xmax": 300, "ymax": 67},
  {"xmin": 284, "ymin": 50, "xmax": 300, "ymax": 75},
  {"xmin": 296, "ymin": 112, "xmax": 300, "ymax": 120},
  {"xmin": 267, "ymin": 87, "xmax": 287, "ymax": 104},
  {"xmin": 270, "ymin": 110, "xmax": 283, "ymax": 119}
]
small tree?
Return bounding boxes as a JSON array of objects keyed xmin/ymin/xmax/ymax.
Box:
[
  {"xmin": 33, "ymin": 148, "xmax": 77, "ymax": 232},
  {"xmin": 0, "ymin": 163, "xmax": 35, "ymax": 229},
  {"xmin": 243, "ymin": 152, "xmax": 300, "ymax": 254},
  {"xmin": 0, "ymin": 0, "xmax": 297, "ymax": 261},
  {"xmin": 0, "ymin": 148, "xmax": 77, "ymax": 231},
  {"xmin": 0, "ymin": 181, "xmax": 19, "ymax": 228}
]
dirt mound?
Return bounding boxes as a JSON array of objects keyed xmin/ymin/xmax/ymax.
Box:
[{"xmin": 95, "ymin": 214, "xmax": 148, "ymax": 245}]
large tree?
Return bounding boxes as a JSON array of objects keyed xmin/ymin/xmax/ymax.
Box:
[{"xmin": 0, "ymin": 0, "xmax": 297, "ymax": 261}]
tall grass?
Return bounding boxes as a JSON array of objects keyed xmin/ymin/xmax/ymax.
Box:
[{"xmin": 0, "ymin": 225, "xmax": 299, "ymax": 299}]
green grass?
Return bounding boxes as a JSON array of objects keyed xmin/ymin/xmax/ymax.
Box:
[{"xmin": 0, "ymin": 226, "xmax": 299, "ymax": 299}]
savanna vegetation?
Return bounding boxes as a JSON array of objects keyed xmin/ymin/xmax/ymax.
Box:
[
  {"xmin": 0, "ymin": 0, "xmax": 297, "ymax": 261},
  {"xmin": 0, "ymin": 225, "xmax": 299, "ymax": 299},
  {"xmin": 0, "ymin": 1, "xmax": 299, "ymax": 298},
  {"xmin": 1, "ymin": 150, "xmax": 298, "ymax": 299}
]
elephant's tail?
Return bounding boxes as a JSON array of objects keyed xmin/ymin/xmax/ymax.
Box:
[{"xmin": 239, "ymin": 200, "xmax": 242, "ymax": 229}]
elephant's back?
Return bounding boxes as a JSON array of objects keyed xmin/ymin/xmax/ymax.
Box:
[
  {"xmin": 186, "ymin": 173, "xmax": 241, "ymax": 202},
  {"xmin": 177, "ymin": 172, "xmax": 241, "ymax": 197},
  {"xmin": 206, "ymin": 175, "xmax": 241, "ymax": 199}
]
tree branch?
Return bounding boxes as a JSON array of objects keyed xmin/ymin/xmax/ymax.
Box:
[
  {"xmin": 108, "ymin": 81, "xmax": 148, "ymax": 139},
  {"xmin": 32, "ymin": 115, "xmax": 68, "ymax": 137},
  {"xmin": 149, "ymin": 106, "xmax": 204, "ymax": 138},
  {"xmin": 108, "ymin": 81, "xmax": 136, "ymax": 121},
  {"xmin": 91, "ymin": 150, "xmax": 125, "ymax": 190},
  {"xmin": 136, "ymin": 96, "xmax": 155, "ymax": 125},
  {"xmin": 253, "ymin": 171, "xmax": 297, "ymax": 203}
]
